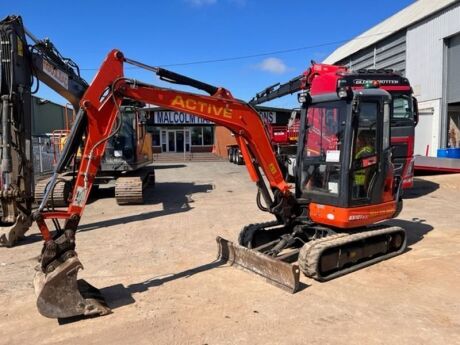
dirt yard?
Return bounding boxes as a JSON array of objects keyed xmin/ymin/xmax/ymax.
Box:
[{"xmin": 0, "ymin": 162, "xmax": 459, "ymax": 345}]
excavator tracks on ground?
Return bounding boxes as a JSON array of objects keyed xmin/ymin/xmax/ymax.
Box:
[
  {"xmin": 35, "ymin": 177, "xmax": 72, "ymax": 208},
  {"xmin": 238, "ymin": 220, "xmax": 284, "ymax": 248},
  {"xmin": 114, "ymin": 168, "xmax": 155, "ymax": 205},
  {"xmin": 298, "ymin": 226, "xmax": 407, "ymax": 281},
  {"xmin": 115, "ymin": 176, "xmax": 144, "ymax": 204}
]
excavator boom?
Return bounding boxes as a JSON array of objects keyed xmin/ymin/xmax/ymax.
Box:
[{"xmin": 34, "ymin": 50, "xmax": 301, "ymax": 318}]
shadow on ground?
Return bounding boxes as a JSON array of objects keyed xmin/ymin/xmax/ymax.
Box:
[
  {"xmin": 57, "ymin": 260, "xmax": 224, "ymax": 324},
  {"xmin": 57, "ymin": 283, "xmax": 137, "ymax": 325},
  {"xmin": 383, "ymin": 218, "xmax": 433, "ymax": 247},
  {"xmin": 88, "ymin": 181, "xmax": 213, "ymax": 204},
  {"xmin": 403, "ymin": 178, "xmax": 439, "ymax": 199},
  {"xmin": 127, "ymin": 260, "xmax": 225, "ymax": 294},
  {"xmin": 94, "ymin": 256, "xmax": 308, "ymax": 317},
  {"xmin": 11, "ymin": 182, "xmax": 213, "ymax": 246},
  {"xmin": 77, "ymin": 182, "xmax": 213, "ymax": 232},
  {"xmin": 153, "ymin": 164, "xmax": 187, "ymax": 170}
]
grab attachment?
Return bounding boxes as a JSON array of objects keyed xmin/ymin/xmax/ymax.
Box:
[{"xmin": 34, "ymin": 254, "xmax": 110, "ymax": 319}]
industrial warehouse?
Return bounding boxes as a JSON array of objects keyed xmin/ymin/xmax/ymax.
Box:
[
  {"xmin": 324, "ymin": 0, "xmax": 460, "ymax": 172},
  {"xmin": 0, "ymin": 1, "xmax": 459, "ymax": 345}
]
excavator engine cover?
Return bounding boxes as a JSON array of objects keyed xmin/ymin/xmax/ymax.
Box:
[{"xmin": 34, "ymin": 254, "xmax": 111, "ymax": 319}]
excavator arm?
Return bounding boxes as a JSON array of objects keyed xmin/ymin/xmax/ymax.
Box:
[
  {"xmin": 249, "ymin": 63, "xmax": 346, "ymax": 105},
  {"xmin": 37, "ymin": 50, "xmax": 293, "ymax": 229},
  {"xmin": 33, "ymin": 50, "xmax": 300, "ymax": 318}
]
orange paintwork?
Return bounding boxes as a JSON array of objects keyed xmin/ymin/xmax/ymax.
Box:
[
  {"xmin": 36, "ymin": 50, "xmax": 292, "ymax": 241},
  {"xmin": 309, "ymin": 201, "xmax": 397, "ymax": 229}
]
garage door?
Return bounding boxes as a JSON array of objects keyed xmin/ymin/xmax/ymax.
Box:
[
  {"xmin": 447, "ymin": 34, "xmax": 460, "ymax": 103},
  {"xmin": 414, "ymin": 107, "xmax": 434, "ymax": 155}
]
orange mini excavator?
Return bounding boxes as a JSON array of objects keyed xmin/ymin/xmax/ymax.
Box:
[{"xmin": 31, "ymin": 50, "xmax": 409, "ymax": 319}]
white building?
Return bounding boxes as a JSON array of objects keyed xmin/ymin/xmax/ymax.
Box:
[{"xmin": 324, "ymin": 0, "xmax": 460, "ymax": 156}]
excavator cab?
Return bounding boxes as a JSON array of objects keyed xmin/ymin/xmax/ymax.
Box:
[
  {"xmin": 225, "ymin": 86, "xmax": 406, "ymax": 290},
  {"xmin": 297, "ymin": 88, "xmax": 398, "ymax": 228}
]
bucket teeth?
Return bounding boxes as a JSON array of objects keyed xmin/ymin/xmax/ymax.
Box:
[{"xmin": 34, "ymin": 255, "xmax": 111, "ymax": 319}]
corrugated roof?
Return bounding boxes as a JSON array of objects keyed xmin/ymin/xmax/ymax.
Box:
[{"xmin": 323, "ymin": 0, "xmax": 459, "ymax": 64}]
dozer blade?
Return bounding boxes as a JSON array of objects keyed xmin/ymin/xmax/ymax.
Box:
[
  {"xmin": 216, "ymin": 236, "xmax": 300, "ymax": 293},
  {"xmin": 34, "ymin": 256, "xmax": 111, "ymax": 319}
]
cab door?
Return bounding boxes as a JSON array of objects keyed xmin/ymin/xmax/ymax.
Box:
[{"xmin": 349, "ymin": 94, "xmax": 393, "ymax": 206}]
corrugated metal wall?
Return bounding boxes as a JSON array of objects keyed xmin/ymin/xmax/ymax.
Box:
[
  {"xmin": 406, "ymin": 2, "xmax": 460, "ymax": 102},
  {"xmin": 447, "ymin": 33, "xmax": 460, "ymax": 103},
  {"xmin": 327, "ymin": 1, "xmax": 460, "ymax": 155},
  {"xmin": 406, "ymin": 2, "xmax": 460, "ymax": 152},
  {"xmin": 337, "ymin": 31, "xmax": 407, "ymax": 74},
  {"xmin": 31, "ymin": 97, "xmax": 73, "ymax": 135}
]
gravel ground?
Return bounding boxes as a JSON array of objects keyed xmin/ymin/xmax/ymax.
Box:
[{"xmin": 0, "ymin": 162, "xmax": 459, "ymax": 345}]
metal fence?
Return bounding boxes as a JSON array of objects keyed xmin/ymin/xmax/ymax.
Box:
[{"xmin": 32, "ymin": 136, "xmax": 56, "ymax": 177}]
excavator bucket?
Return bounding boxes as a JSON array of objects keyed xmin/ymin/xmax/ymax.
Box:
[
  {"xmin": 216, "ymin": 237, "xmax": 300, "ymax": 293},
  {"xmin": 34, "ymin": 256, "xmax": 111, "ymax": 319},
  {"xmin": 0, "ymin": 214, "xmax": 32, "ymax": 247}
]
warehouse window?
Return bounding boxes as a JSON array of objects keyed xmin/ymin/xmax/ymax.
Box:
[
  {"xmin": 152, "ymin": 128, "xmax": 160, "ymax": 146},
  {"xmin": 203, "ymin": 126, "xmax": 214, "ymax": 145},
  {"xmin": 191, "ymin": 127, "xmax": 203, "ymax": 145}
]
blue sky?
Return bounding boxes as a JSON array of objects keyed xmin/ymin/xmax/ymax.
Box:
[{"xmin": 2, "ymin": 0, "xmax": 415, "ymax": 108}]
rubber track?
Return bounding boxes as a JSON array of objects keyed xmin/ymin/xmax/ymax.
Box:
[
  {"xmin": 298, "ymin": 226, "xmax": 406, "ymax": 281},
  {"xmin": 115, "ymin": 176, "xmax": 144, "ymax": 205},
  {"xmin": 35, "ymin": 178, "xmax": 70, "ymax": 207},
  {"xmin": 238, "ymin": 220, "xmax": 282, "ymax": 248}
]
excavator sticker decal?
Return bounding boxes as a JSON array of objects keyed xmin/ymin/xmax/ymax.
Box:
[
  {"xmin": 43, "ymin": 59, "xmax": 69, "ymax": 89},
  {"xmin": 170, "ymin": 95, "xmax": 232, "ymax": 119},
  {"xmin": 268, "ymin": 163, "xmax": 278, "ymax": 175},
  {"xmin": 72, "ymin": 186, "xmax": 86, "ymax": 207},
  {"xmin": 348, "ymin": 208, "xmax": 394, "ymax": 221}
]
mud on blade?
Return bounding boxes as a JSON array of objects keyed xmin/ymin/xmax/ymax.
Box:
[
  {"xmin": 34, "ymin": 256, "xmax": 111, "ymax": 319},
  {"xmin": 217, "ymin": 236, "xmax": 300, "ymax": 293}
]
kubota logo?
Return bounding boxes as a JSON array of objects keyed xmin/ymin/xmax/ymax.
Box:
[{"xmin": 171, "ymin": 96, "xmax": 232, "ymax": 119}]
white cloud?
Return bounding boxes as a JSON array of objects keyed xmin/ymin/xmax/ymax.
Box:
[
  {"xmin": 257, "ymin": 57, "xmax": 289, "ymax": 74},
  {"xmin": 185, "ymin": 0, "xmax": 217, "ymax": 6}
]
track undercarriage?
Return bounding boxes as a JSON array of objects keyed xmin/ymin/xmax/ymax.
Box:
[
  {"xmin": 114, "ymin": 166, "xmax": 155, "ymax": 205},
  {"xmin": 35, "ymin": 177, "xmax": 73, "ymax": 208},
  {"xmin": 218, "ymin": 220, "xmax": 407, "ymax": 292}
]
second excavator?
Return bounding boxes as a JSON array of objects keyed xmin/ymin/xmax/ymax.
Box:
[
  {"xmin": 0, "ymin": 15, "xmax": 155, "ymax": 247},
  {"xmin": 30, "ymin": 49, "xmax": 409, "ymax": 319}
]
